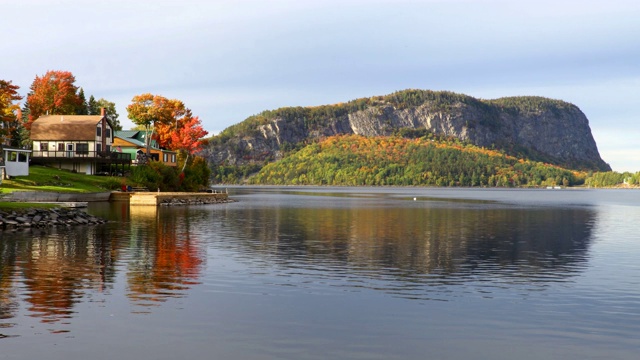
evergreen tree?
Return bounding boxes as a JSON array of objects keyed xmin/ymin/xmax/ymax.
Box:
[
  {"xmin": 11, "ymin": 102, "xmax": 31, "ymax": 147},
  {"xmin": 76, "ymin": 88, "xmax": 88, "ymax": 115},
  {"xmin": 88, "ymin": 95, "xmax": 98, "ymax": 115},
  {"xmin": 95, "ymin": 98, "xmax": 121, "ymax": 131}
]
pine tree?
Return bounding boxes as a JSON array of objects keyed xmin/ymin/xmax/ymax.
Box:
[
  {"xmin": 88, "ymin": 95, "xmax": 98, "ymax": 115},
  {"xmin": 76, "ymin": 88, "xmax": 88, "ymax": 115}
]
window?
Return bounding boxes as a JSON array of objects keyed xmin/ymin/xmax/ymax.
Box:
[
  {"xmin": 163, "ymin": 153, "xmax": 168, "ymax": 162},
  {"xmin": 76, "ymin": 143, "xmax": 89, "ymax": 155},
  {"xmin": 106, "ymin": 128, "xmax": 111, "ymax": 139},
  {"xmin": 18, "ymin": 153, "xmax": 27, "ymax": 162},
  {"xmin": 96, "ymin": 127, "xmax": 102, "ymax": 137},
  {"xmin": 40, "ymin": 142, "xmax": 48, "ymax": 151},
  {"xmin": 8, "ymin": 152, "xmax": 17, "ymax": 162},
  {"xmin": 106, "ymin": 145, "xmax": 111, "ymax": 153},
  {"xmin": 171, "ymin": 154, "xmax": 176, "ymax": 163},
  {"xmin": 58, "ymin": 143, "xmax": 65, "ymax": 151}
]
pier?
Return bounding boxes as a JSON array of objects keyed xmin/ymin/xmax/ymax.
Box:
[{"xmin": 110, "ymin": 191, "xmax": 231, "ymax": 206}]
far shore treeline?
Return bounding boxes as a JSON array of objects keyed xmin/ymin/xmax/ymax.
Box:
[{"xmin": 1, "ymin": 71, "xmax": 638, "ymax": 189}]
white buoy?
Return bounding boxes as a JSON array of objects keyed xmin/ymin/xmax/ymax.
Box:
[{"xmin": 413, "ymin": 197, "xmax": 417, "ymax": 201}]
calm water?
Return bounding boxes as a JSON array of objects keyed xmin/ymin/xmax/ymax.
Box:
[{"xmin": 1, "ymin": 187, "xmax": 639, "ymax": 359}]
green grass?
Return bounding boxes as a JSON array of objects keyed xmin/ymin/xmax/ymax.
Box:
[
  {"xmin": 0, "ymin": 202, "xmax": 59, "ymax": 211},
  {"xmin": 1, "ymin": 165, "xmax": 124, "ymax": 194}
]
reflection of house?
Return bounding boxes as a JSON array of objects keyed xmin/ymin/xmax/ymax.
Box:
[
  {"xmin": 113, "ymin": 130, "xmax": 177, "ymax": 167},
  {"xmin": 30, "ymin": 109, "xmax": 130, "ymax": 175},
  {"xmin": 0, "ymin": 147, "xmax": 32, "ymax": 179}
]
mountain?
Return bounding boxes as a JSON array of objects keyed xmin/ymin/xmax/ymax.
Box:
[{"xmin": 201, "ymin": 89, "xmax": 611, "ymax": 176}]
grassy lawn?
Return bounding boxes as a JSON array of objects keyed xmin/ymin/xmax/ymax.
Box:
[
  {"xmin": 1, "ymin": 165, "xmax": 123, "ymax": 194},
  {"xmin": 0, "ymin": 202, "xmax": 59, "ymax": 211}
]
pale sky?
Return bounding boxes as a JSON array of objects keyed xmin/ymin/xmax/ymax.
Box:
[{"xmin": 3, "ymin": 0, "xmax": 639, "ymax": 171}]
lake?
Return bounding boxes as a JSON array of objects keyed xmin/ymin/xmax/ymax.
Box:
[{"xmin": 1, "ymin": 187, "xmax": 639, "ymax": 359}]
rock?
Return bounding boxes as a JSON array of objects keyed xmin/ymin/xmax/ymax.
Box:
[
  {"xmin": 0, "ymin": 208, "xmax": 108, "ymax": 231},
  {"xmin": 74, "ymin": 216, "xmax": 89, "ymax": 224},
  {"xmin": 202, "ymin": 90, "xmax": 611, "ymax": 172}
]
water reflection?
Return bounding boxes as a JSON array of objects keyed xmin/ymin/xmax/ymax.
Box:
[
  {"xmin": 126, "ymin": 206, "xmax": 205, "ymax": 309},
  {"xmin": 0, "ymin": 204, "xmax": 205, "ymax": 332},
  {"xmin": 0, "ymin": 237, "xmax": 18, "ymax": 325},
  {"xmin": 221, "ymin": 194, "xmax": 595, "ymax": 299},
  {"xmin": 0, "ymin": 191, "xmax": 596, "ymax": 334},
  {"xmin": 1, "ymin": 227, "xmax": 113, "ymax": 327}
]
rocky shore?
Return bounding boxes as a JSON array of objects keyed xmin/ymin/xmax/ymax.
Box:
[
  {"xmin": 159, "ymin": 196, "xmax": 236, "ymax": 206},
  {"xmin": 0, "ymin": 207, "xmax": 107, "ymax": 230}
]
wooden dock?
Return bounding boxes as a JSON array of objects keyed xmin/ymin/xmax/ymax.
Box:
[{"xmin": 110, "ymin": 191, "xmax": 230, "ymax": 206}]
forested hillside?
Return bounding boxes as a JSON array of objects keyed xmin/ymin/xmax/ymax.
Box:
[
  {"xmin": 245, "ymin": 135, "xmax": 583, "ymax": 187},
  {"xmin": 202, "ymin": 89, "xmax": 611, "ymax": 184}
]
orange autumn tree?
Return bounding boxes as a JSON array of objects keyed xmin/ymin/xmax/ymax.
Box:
[
  {"xmin": 0, "ymin": 79, "xmax": 22, "ymax": 144},
  {"xmin": 26, "ymin": 70, "xmax": 83, "ymax": 128},
  {"xmin": 127, "ymin": 93, "xmax": 208, "ymax": 170},
  {"xmin": 169, "ymin": 114, "xmax": 208, "ymax": 172},
  {"xmin": 126, "ymin": 94, "xmax": 180, "ymax": 156},
  {"xmin": 154, "ymin": 99, "xmax": 189, "ymax": 149}
]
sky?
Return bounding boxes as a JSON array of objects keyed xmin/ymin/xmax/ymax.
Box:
[{"xmin": 3, "ymin": 0, "xmax": 639, "ymax": 172}]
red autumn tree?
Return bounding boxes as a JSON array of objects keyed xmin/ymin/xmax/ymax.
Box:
[
  {"xmin": 0, "ymin": 79, "xmax": 23, "ymax": 144},
  {"xmin": 127, "ymin": 93, "xmax": 208, "ymax": 169},
  {"xmin": 170, "ymin": 115, "xmax": 208, "ymax": 171},
  {"xmin": 26, "ymin": 70, "xmax": 83, "ymax": 128},
  {"xmin": 154, "ymin": 99, "xmax": 189, "ymax": 149}
]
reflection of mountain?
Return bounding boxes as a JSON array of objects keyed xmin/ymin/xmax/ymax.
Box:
[{"xmin": 225, "ymin": 202, "xmax": 595, "ymax": 285}]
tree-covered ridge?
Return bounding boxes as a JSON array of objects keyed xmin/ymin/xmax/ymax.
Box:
[
  {"xmin": 211, "ymin": 89, "xmax": 577, "ymax": 144},
  {"xmin": 486, "ymin": 96, "xmax": 577, "ymax": 116},
  {"xmin": 249, "ymin": 134, "xmax": 584, "ymax": 187}
]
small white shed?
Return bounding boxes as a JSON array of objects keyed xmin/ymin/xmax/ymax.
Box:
[{"xmin": 2, "ymin": 147, "xmax": 32, "ymax": 179}]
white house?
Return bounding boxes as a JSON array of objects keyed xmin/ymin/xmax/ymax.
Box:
[{"xmin": 29, "ymin": 109, "xmax": 129, "ymax": 175}]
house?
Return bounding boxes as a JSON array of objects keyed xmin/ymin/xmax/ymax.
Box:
[
  {"xmin": 30, "ymin": 109, "xmax": 130, "ymax": 175},
  {"xmin": 113, "ymin": 130, "xmax": 177, "ymax": 167}
]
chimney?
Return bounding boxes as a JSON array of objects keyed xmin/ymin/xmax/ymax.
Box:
[{"xmin": 101, "ymin": 108, "xmax": 107, "ymax": 152}]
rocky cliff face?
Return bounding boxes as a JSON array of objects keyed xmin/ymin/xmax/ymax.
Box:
[{"xmin": 201, "ymin": 90, "xmax": 611, "ymax": 171}]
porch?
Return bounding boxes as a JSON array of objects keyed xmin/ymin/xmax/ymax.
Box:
[{"xmin": 30, "ymin": 150, "xmax": 132, "ymax": 175}]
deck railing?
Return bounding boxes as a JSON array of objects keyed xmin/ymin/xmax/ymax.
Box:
[{"xmin": 31, "ymin": 150, "xmax": 131, "ymax": 161}]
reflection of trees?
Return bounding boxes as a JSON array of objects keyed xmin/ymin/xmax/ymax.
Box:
[
  {"xmin": 0, "ymin": 236, "xmax": 19, "ymax": 323},
  {"xmin": 127, "ymin": 207, "xmax": 204, "ymax": 307},
  {"xmin": 0, "ymin": 204, "xmax": 206, "ymax": 329},
  {"xmin": 226, "ymin": 204, "xmax": 595, "ymax": 283},
  {"xmin": 1, "ymin": 226, "xmax": 120, "ymax": 326}
]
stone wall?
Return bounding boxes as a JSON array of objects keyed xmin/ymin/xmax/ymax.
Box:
[{"xmin": 129, "ymin": 192, "xmax": 232, "ymax": 206}]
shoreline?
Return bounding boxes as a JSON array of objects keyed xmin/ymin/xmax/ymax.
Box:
[{"xmin": 0, "ymin": 207, "xmax": 106, "ymax": 231}]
